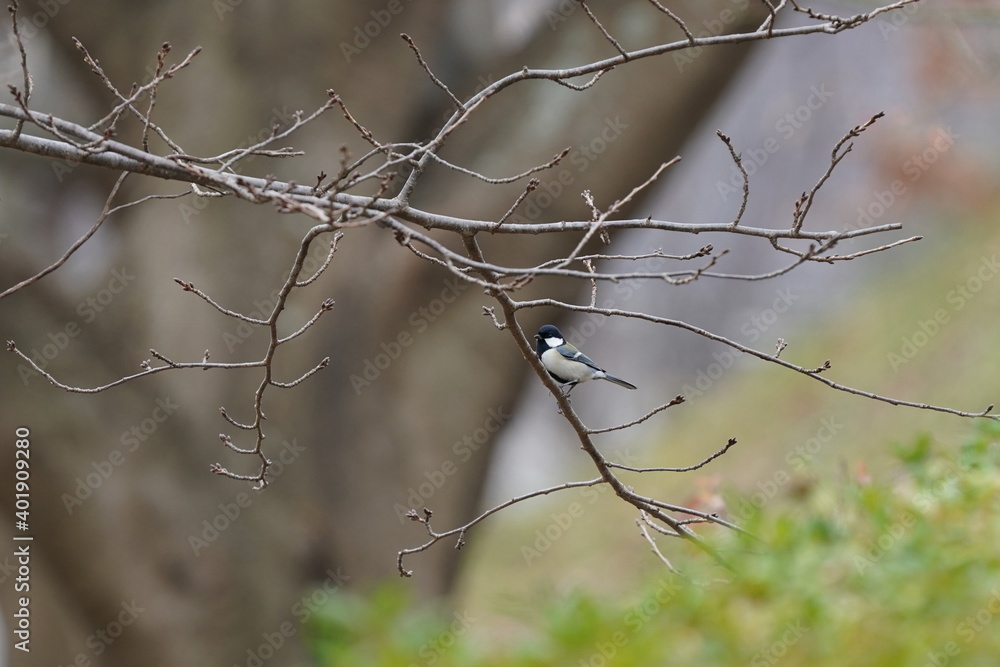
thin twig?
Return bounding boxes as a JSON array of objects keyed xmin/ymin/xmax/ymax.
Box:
[
  {"xmin": 717, "ymin": 131, "xmax": 749, "ymax": 227},
  {"xmin": 6, "ymin": 0, "xmax": 31, "ymax": 142},
  {"xmin": 552, "ymin": 67, "xmax": 614, "ymax": 91},
  {"xmin": 6, "ymin": 341, "xmax": 266, "ymax": 393},
  {"xmin": 638, "ymin": 514, "xmax": 682, "ymax": 574},
  {"xmin": 0, "ymin": 174, "xmax": 128, "ymax": 300},
  {"xmin": 173, "ymin": 278, "xmax": 269, "ymax": 325},
  {"xmin": 430, "ymin": 147, "xmax": 571, "ymax": 185},
  {"xmin": 513, "ymin": 300, "xmax": 1000, "ymax": 422},
  {"xmin": 401, "ymin": 33, "xmax": 463, "ymax": 110},
  {"xmin": 646, "ymin": 0, "xmax": 696, "ymax": 43},
  {"xmin": 578, "ymin": 1, "xmax": 629, "ymax": 58},
  {"xmin": 398, "ymin": 478, "xmax": 607, "ymax": 576},
  {"xmin": 609, "ymin": 438, "xmax": 738, "ymax": 473},
  {"xmin": 295, "ymin": 232, "xmax": 344, "ymax": 287},
  {"xmin": 494, "ymin": 179, "xmax": 538, "ymax": 230},
  {"xmin": 588, "ymin": 395, "xmax": 686, "ymax": 434},
  {"xmin": 793, "ymin": 112, "xmax": 884, "ymax": 233}
]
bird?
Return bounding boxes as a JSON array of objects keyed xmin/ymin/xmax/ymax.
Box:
[{"xmin": 534, "ymin": 324, "xmax": 637, "ymax": 395}]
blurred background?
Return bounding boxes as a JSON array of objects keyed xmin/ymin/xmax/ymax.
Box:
[{"xmin": 0, "ymin": 1, "xmax": 998, "ymax": 665}]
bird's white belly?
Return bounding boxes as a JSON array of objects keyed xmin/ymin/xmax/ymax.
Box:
[{"xmin": 541, "ymin": 348, "xmax": 592, "ymax": 383}]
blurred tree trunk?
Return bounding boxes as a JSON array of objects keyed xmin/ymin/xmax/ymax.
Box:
[{"xmin": 0, "ymin": 1, "xmax": 763, "ymax": 664}]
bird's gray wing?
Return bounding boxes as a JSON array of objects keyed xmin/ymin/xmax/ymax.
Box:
[{"xmin": 556, "ymin": 344, "xmax": 604, "ymax": 371}]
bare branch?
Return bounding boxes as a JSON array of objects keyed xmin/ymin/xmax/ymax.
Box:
[
  {"xmin": 295, "ymin": 233, "xmax": 344, "ymax": 287},
  {"xmin": 173, "ymin": 278, "xmax": 268, "ymax": 325},
  {"xmin": 638, "ymin": 513, "xmax": 682, "ymax": 574},
  {"xmin": 609, "ymin": 438, "xmax": 738, "ymax": 473},
  {"xmin": 0, "ymin": 174, "xmax": 127, "ymax": 300},
  {"xmin": 717, "ymin": 130, "xmax": 749, "ymax": 227},
  {"xmin": 494, "ymin": 179, "xmax": 539, "ymax": 229},
  {"xmin": 6, "ymin": 0, "xmax": 31, "ymax": 142},
  {"xmin": 401, "ymin": 33, "xmax": 463, "ymax": 110},
  {"xmin": 587, "ymin": 395, "xmax": 686, "ymax": 434},
  {"xmin": 432, "ymin": 147, "xmax": 571, "ymax": 186},
  {"xmin": 793, "ymin": 112, "xmax": 884, "ymax": 233},
  {"xmin": 578, "ymin": 1, "xmax": 629, "ymax": 59},
  {"xmin": 551, "ymin": 67, "xmax": 615, "ymax": 92},
  {"xmin": 512, "ymin": 300, "xmax": 1000, "ymax": 422},
  {"xmin": 757, "ymin": 0, "xmax": 788, "ymax": 36},
  {"xmin": 0, "ymin": 0, "xmax": 964, "ymax": 577},
  {"xmin": 398, "ymin": 478, "xmax": 607, "ymax": 577},
  {"xmin": 278, "ymin": 300, "xmax": 336, "ymax": 345},
  {"xmin": 272, "ymin": 357, "xmax": 331, "ymax": 388},
  {"xmin": 74, "ymin": 37, "xmax": 201, "ymax": 153},
  {"xmin": 645, "ymin": 0, "xmax": 696, "ymax": 43},
  {"xmin": 5, "ymin": 340, "xmax": 266, "ymax": 393}
]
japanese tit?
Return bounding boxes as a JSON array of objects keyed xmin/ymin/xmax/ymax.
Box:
[{"xmin": 534, "ymin": 324, "xmax": 637, "ymax": 394}]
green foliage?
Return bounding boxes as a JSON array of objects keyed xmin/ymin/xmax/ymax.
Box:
[{"xmin": 307, "ymin": 424, "xmax": 1000, "ymax": 666}]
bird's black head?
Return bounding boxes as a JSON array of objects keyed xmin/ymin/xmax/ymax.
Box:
[
  {"xmin": 534, "ymin": 324, "xmax": 564, "ymax": 354},
  {"xmin": 535, "ymin": 324, "xmax": 563, "ymax": 341}
]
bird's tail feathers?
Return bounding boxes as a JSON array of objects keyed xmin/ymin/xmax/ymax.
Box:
[{"xmin": 599, "ymin": 372, "xmax": 637, "ymax": 390}]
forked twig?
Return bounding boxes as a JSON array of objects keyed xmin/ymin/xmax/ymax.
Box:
[
  {"xmin": 793, "ymin": 112, "xmax": 884, "ymax": 233},
  {"xmin": 398, "ymin": 478, "xmax": 607, "ymax": 576}
]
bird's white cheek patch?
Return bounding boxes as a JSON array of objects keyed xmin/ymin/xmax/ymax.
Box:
[{"xmin": 545, "ymin": 336, "xmax": 564, "ymax": 348}]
